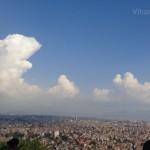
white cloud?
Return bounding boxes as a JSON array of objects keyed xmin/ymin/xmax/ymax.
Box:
[
  {"xmin": 48, "ymin": 75, "xmax": 79, "ymax": 98},
  {"xmin": 0, "ymin": 34, "xmax": 42, "ymax": 97},
  {"xmin": 113, "ymin": 72, "xmax": 139, "ymax": 90},
  {"xmin": 113, "ymin": 72, "xmax": 150, "ymax": 103},
  {"xmin": 0, "ymin": 34, "xmax": 79, "ymax": 99},
  {"xmin": 93, "ymin": 72, "xmax": 150, "ymax": 103}
]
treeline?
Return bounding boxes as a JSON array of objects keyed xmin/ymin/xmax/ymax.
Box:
[{"xmin": 0, "ymin": 138, "xmax": 48, "ymax": 150}]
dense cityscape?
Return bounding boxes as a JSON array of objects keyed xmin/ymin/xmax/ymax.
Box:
[{"xmin": 0, "ymin": 115, "xmax": 149, "ymax": 150}]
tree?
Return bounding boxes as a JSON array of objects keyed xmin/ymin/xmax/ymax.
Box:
[
  {"xmin": 62, "ymin": 135, "xmax": 68, "ymax": 142},
  {"xmin": 89, "ymin": 141, "xmax": 96, "ymax": 146},
  {"xmin": 0, "ymin": 138, "xmax": 49, "ymax": 150},
  {"xmin": 0, "ymin": 142, "xmax": 7, "ymax": 148},
  {"xmin": 19, "ymin": 138, "xmax": 47, "ymax": 150}
]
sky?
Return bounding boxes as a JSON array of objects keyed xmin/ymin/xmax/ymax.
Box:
[{"xmin": 0, "ymin": 0, "xmax": 150, "ymax": 119}]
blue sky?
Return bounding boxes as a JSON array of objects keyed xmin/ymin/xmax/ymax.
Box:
[{"xmin": 0, "ymin": 0, "xmax": 150, "ymax": 119}]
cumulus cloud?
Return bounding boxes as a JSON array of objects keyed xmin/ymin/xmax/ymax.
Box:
[
  {"xmin": 0, "ymin": 34, "xmax": 42, "ymax": 97},
  {"xmin": 0, "ymin": 34, "xmax": 79, "ymax": 99},
  {"xmin": 93, "ymin": 72, "xmax": 150, "ymax": 103},
  {"xmin": 113, "ymin": 72, "xmax": 150, "ymax": 103},
  {"xmin": 48, "ymin": 75, "xmax": 79, "ymax": 98}
]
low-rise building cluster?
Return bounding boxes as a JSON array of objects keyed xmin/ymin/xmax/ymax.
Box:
[{"xmin": 0, "ymin": 116, "xmax": 150, "ymax": 149}]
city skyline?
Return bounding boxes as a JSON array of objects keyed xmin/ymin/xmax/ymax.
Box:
[{"xmin": 0, "ymin": 1, "xmax": 150, "ymax": 119}]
